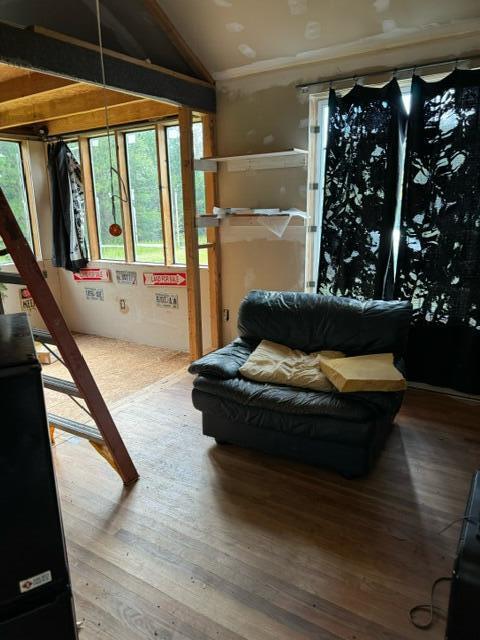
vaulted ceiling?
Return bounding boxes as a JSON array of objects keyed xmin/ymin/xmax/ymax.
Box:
[
  {"xmin": 158, "ymin": 0, "xmax": 480, "ymax": 78},
  {"xmin": 1, "ymin": 0, "xmax": 479, "ymax": 81},
  {"xmin": 0, "ymin": 0, "xmax": 200, "ymax": 77}
]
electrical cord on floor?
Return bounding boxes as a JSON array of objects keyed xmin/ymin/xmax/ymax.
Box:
[
  {"xmin": 409, "ymin": 576, "xmax": 452, "ymax": 629},
  {"xmin": 438, "ymin": 515, "xmax": 478, "ymax": 535},
  {"xmin": 408, "ymin": 514, "xmax": 479, "ymax": 630}
]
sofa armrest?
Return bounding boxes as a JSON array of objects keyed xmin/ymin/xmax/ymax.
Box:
[{"xmin": 188, "ymin": 338, "xmax": 254, "ymax": 380}]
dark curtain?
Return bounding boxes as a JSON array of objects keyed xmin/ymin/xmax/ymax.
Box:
[
  {"xmin": 49, "ymin": 141, "xmax": 88, "ymax": 272},
  {"xmin": 317, "ymin": 79, "xmax": 407, "ymax": 300},
  {"xmin": 395, "ymin": 70, "xmax": 480, "ymax": 394}
]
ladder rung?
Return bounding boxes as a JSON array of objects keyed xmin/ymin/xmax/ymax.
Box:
[
  {"xmin": 33, "ymin": 328, "xmax": 55, "ymax": 345},
  {"xmin": 0, "ymin": 272, "xmax": 24, "ymax": 285},
  {"xmin": 48, "ymin": 414, "xmax": 103, "ymax": 444},
  {"xmin": 43, "ymin": 374, "xmax": 81, "ymax": 397}
]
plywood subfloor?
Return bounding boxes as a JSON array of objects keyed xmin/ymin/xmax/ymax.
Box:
[
  {"xmin": 51, "ymin": 376, "xmax": 480, "ymax": 640},
  {"xmin": 43, "ymin": 333, "xmax": 190, "ymax": 425}
]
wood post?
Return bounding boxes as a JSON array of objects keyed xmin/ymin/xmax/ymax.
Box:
[
  {"xmin": 202, "ymin": 113, "xmax": 222, "ymax": 350},
  {"xmin": 178, "ymin": 107, "xmax": 202, "ymax": 361},
  {"xmin": 79, "ymin": 137, "xmax": 100, "ymax": 261}
]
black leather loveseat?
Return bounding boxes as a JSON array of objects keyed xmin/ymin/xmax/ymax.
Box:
[{"xmin": 189, "ymin": 290, "xmax": 412, "ymax": 477}]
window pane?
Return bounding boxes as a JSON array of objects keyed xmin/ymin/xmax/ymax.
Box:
[
  {"xmin": 126, "ymin": 130, "xmax": 164, "ymax": 264},
  {"xmin": 67, "ymin": 140, "xmax": 80, "ymax": 162},
  {"xmin": 0, "ymin": 141, "xmax": 33, "ymax": 264},
  {"xmin": 166, "ymin": 123, "xmax": 208, "ymax": 266},
  {"xmin": 89, "ymin": 135, "xmax": 124, "ymax": 261}
]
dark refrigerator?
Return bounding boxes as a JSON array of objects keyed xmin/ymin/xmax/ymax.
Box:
[{"xmin": 0, "ymin": 313, "xmax": 78, "ymax": 639}]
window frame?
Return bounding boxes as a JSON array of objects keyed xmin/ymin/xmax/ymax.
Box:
[
  {"xmin": 77, "ymin": 118, "xmax": 208, "ymax": 268},
  {"xmin": 0, "ymin": 137, "xmax": 41, "ymax": 263}
]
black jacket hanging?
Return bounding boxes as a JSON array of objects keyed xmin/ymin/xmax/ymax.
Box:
[
  {"xmin": 317, "ymin": 79, "xmax": 407, "ymax": 300},
  {"xmin": 395, "ymin": 69, "xmax": 480, "ymax": 394},
  {"xmin": 49, "ymin": 141, "xmax": 89, "ymax": 272}
]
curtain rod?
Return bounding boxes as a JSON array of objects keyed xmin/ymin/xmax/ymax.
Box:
[{"xmin": 296, "ymin": 54, "xmax": 480, "ymax": 91}]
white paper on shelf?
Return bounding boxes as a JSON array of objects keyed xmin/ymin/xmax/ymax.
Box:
[
  {"xmin": 258, "ymin": 215, "xmax": 292, "ymax": 238},
  {"xmin": 213, "ymin": 207, "xmax": 251, "ymax": 217},
  {"xmin": 281, "ymin": 208, "xmax": 307, "ymax": 218},
  {"xmin": 251, "ymin": 208, "xmax": 281, "ymax": 216}
]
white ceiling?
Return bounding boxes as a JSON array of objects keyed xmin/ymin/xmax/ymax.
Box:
[{"xmin": 157, "ymin": 0, "xmax": 480, "ymax": 78}]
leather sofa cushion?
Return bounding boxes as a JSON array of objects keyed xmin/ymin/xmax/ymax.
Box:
[
  {"xmin": 193, "ymin": 374, "xmax": 402, "ymax": 423},
  {"xmin": 238, "ymin": 290, "xmax": 412, "ymax": 356},
  {"xmin": 239, "ymin": 339, "xmax": 344, "ymax": 392},
  {"xmin": 193, "ymin": 387, "xmax": 386, "ymax": 446},
  {"xmin": 188, "ymin": 338, "xmax": 253, "ymax": 379},
  {"xmin": 320, "ymin": 353, "xmax": 407, "ymax": 393}
]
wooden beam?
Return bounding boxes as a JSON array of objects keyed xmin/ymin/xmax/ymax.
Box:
[
  {"xmin": 33, "ymin": 26, "xmax": 214, "ymax": 89},
  {"xmin": 0, "ymin": 86, "xmax": 143, "ymax": 130},
  {"xmin": 142, "ymin": 0, "xmax": 214, "ymax": 85},
  {"xmin": 202, "ymin": 113, "xmax": 223, "ymax": 350},
  {"xmin": 0, "ymin": 23, "xmax": 215, "ymax": 111},
  {"xmin": 47, "ymin": 100, "xmax": 179, "ymax": 136},
  {"xmin": 0, "ymin": 62, "xmax": 31, "ymax": 82},
  {"xmin": 0, "ymin": 70, "xmax": 75, "ymax": 103},
  {"xmin": 115, "ymin": 132, "xmax": 135, "ymax": 263},
  {"xmin": 179, "ymin": 107, "xmax": 202, "ymax": 360},
  {"xmin": 79, "ymin": 137, "xmax": 100, "ymax": 261},
  {"xmin": 156, "ymin": 124, "xmax": 174, "ymax": 265}
]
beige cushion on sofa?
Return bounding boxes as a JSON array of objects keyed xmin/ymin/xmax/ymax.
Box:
[
  {"xmin": 239, "ymin": 340, "xmax": 344, "ymax": 392},
  {"xmin": 319, "ymin": 353, "xmax": 406, "ymax": 393}
]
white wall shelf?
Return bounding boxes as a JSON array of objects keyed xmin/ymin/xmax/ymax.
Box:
[
  {"xmin": 194, "ymin": 148, "xmax": 308, "ymax": 172},
  {"xmin": 195, "ymin": 209, "xmax": 306, "ymax": 229}
]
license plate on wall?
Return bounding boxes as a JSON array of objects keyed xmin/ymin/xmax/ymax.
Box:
[
  {"xmin": 155, "ymin": 293, "xmax": 179, "ymax": 309},
  {"xmin": 143, "ymin": 272, "xmax": 187, "ymax": 287},
  {"xmin": 73, "ymin": 268, "xmax": 111, "ymax": 282}
]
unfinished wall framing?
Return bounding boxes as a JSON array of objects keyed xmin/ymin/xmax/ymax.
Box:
[{"xmin": 0, "ymin": 20, "xmax": 222, "ymax": 360}]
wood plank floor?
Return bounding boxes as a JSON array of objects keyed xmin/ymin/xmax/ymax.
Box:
[{"xmin": 51, "ymin": 375, "xmax": 480, "ymax": 640}]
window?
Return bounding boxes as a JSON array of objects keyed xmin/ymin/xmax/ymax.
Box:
[
  {"xmin": 125, "ymin": 129, "xmax": 164, "ymax": 264},
  {"xmin": 84, "ymin": 121, "xmax": 210, "ymax": 267},
  {"xmin": 67, "ymin": 140, "xmax": 80, "ymax": 162},
  {"xmin": 0, "ymin": 140, "xmax": 34, "ymax": 264},
  {"xmin": 89, "ymin": 135, "xmax": 124, "ymax": 261},
  {"xmin": 166, "ymin": 122, "xmax": 208, "ymax": 266}
]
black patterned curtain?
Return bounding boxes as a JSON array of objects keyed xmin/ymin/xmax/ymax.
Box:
[
  {"xmin": 395, "ymin": 70, "xmax": 480, "ymax": 394},
  {"xmin": 317, "ymin": 79, "xmax": 407, "ymax": 300}
]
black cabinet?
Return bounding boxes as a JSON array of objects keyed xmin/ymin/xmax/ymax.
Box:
[{"xmin": 0, "ymin": 313, "xmax": 77, "ymax": 639}]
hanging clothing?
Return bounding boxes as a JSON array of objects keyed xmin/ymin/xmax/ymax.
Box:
[
  {"xmin": 317, "ymin": 79, "xmax": 407, "ymax": 300},
  {"xmin": 49, "ymin": 141, "xmax": 89, "ymax": 272},
  {"xmin": 395, "ymin": 69, "xmax": 480, "ymax": 394}
]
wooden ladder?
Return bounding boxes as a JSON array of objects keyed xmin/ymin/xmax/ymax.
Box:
[{"xmin": 0, "ymin": 188, "xmax": 139, "ymax": 485}]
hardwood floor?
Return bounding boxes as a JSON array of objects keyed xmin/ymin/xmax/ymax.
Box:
[{"xmin": 51, "ymin": 375, "xmax": 480, "ymax": 640}]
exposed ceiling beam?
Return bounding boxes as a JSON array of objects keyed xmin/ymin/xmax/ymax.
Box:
[
  {"xmin": 0, "ymin": 23, "xmax": 215, "ymax": 112},
  {"xmin": 46, "ymin": 99, "xmax": 179, "ymax": 135},
  {"xmin": 0, "ymin": 85, "xmax": 143, "ymax": 130},
  {"xmin": 0, "ymin": 63, "xmax": 32, "ymax": 82},
  {"xmin": 0, "ymin": 70, "xmax": 75, "ymax": 103},
  {"xmin": 142, "ymin": 0, "xmax": 214, "ymax": 85}
]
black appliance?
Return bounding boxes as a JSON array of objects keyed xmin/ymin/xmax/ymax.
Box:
[
  {"xmin": 0, "ymin": 313, "xmax": 78, "ymax": 639},
  {"xmin": 446, "ymin": 470, "xmax": 480, "ymax": 639}
]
